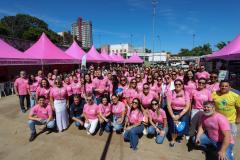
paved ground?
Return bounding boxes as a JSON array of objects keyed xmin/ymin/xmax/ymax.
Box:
[{"xmin": 0, "ymin": 95, "xmax": 239, "ymax": 160}]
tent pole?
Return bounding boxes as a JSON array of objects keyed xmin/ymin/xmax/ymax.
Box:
[{"xmin": 41, "ymin": 59, "xmax": 44, "ymax": 72}]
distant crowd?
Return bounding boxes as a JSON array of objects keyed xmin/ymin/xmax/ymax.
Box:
[{"xmin": 13, "ymin": 64, "xmax": 240, "ymax": 160}]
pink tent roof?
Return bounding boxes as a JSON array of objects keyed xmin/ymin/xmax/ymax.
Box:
[
  {"xmin": 65, "ymin": 41, "xmax": 86, "ymax": 60},
  {"xmin": 87, "ymin": 46, "xmax": 105, "ymax": 63},
  {"xmin": 0, "ymin": 39, "xmax": 38, "ymax": 65},
  {"xmin": 100, "ymin": 50, "xmax": 112, "ymax": 63},
  {"xmin": 207, "ymin": 35, "xmax": 240, "ymax": 60},
  {"xmin": 109, "ymin": 53, "xmax": 121, "ymax": 63},
  {"xmin": 116, "ymin": 53, "xmax": 125, "ymax": 63},
  {"xmin": 126, "ymin": 52, "xmax": 144, "ymax": 63},
  {"xmin": 24, "ymin": 33, "xmax": 78, "ymax": 64}
]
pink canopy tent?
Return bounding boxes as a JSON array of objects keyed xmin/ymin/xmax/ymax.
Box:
[
  {"xmin": 126, "ymin": 52, "xmax": 144, "ymax": 63},
  {"xmin": 24, "ymin": 33, "xmax": 78, "ymax": 64},
  {"xmin": 206, "ymin": 35, "xmax": 240, "ymax": 60},
  {"xmin": 109, "ymin": 53, "xmax": 121, "ymax": 63},
  {"xmin": 0, "ymin": 39, "xmax": 38, "ymax": 66},
  {"xmin": 87, "ymin": 46, "xmax": 106, "ymax": 63},
  {"xmin": 65, "ymin": 41, "xmax": 86, "ymax": 60},
  {"xmin": 116, "ymin": 53, "xmax": 125, "ymax": 63},
  {"xmin": 100, "ymin": 50, "xmax": 112, "ymax": 63}
]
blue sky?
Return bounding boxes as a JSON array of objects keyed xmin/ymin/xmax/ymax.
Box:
[{"xmin": 0, "ymin": 0, "xmax": 240, "ymax": 54}]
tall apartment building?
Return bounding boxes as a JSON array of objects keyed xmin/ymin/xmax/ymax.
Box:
[{"xmin": 71, "ymin": 17, "xmax": 93, "ymax": 48}]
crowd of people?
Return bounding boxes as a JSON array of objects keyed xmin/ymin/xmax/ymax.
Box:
[{"xmin": 13, "ymin": 64, "xmax": 240, "ymax": 160}]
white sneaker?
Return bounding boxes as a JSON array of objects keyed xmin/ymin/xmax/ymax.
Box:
[
  {"xmin": 87, "ymin": 131, "xmax": 90, "ymax": 135},
  {"xmin": 143, "ymin": 128, "xmax": 147, "ymax": 135},
  {"xmin": 185, "ymin": 136, "xmax": 190, "ymax": 141}
]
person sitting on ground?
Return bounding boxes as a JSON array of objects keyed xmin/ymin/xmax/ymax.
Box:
[
  {"xmin": 28, "ymin": 96, "xmax": 55, "ymax": 142},
  {"xmin": 147, "ymin": 99, "xmax": 168, "ymax": 144},
  {"xmin": 124, "ymin": 98, "xmax": 145, "ymax": 150},
  {"xmin": 70, "ymin": 95, "xmax": 85, "ymax": 128},
  {"xmin": 195, "ymin": 101, "xmax": 235, "ymax": 160},
  {"xmin": 98, "ymin": 96, "xmax": 112, "ymax": 136}
]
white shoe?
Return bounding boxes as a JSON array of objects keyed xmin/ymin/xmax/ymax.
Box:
[
  {"xmin": 143, "ymin": 128, "xmax": 147, "ymax": 135},
  {"xmin": 87, "ymin": 131, "xmax": 90, "ymax": 135},
  {"xmin": 185, "ymin": 136, "xmax": 190, "ymax": 141}
]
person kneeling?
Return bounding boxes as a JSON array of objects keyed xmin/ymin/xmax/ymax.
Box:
[
  {"xmin": 147, "ymin": 99, "xmax": 168, "ymax": 144},
  {"xmin": 70, "ymin": 95, "xmax": 85, "ymax": 128},
  {"xmin": 28, "ymin": 96, "xmax": 55, "ymax": 142},
  {"xmin": 124, "ymin": 98, "xmax": 144, "ymax": 150},
  {"xmin": 195, "ymin": 101, "xmax": 235, "ymax": 160}
]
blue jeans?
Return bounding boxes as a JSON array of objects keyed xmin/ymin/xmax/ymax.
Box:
[
  {"xmin": 147, "ymin": 125, "xmax": 168, "ymax": 144},
  {"xmin": 74, "ymin": 116, "xmax": 83, "ymax": 127},
  {"xmin": 111, "ymin": 115, "xmax": 123, "ymax": 132},
  {"xmin": 30, "ymin": 92, "xmax": 36, "ymax": 108},
  {"xmin": 196, "ymin": 133, "xmax": 234, "ymax": 160},
  {"xmin": 100, "ymin": 118, "xmax": 112, "ymax": 132},
  {"xmin": 124, "ymin": 124, "xmax": 144, "ymax": 149},
  {"xmin": 28, "ymin": 119, "xmax": 55, "ymax": 134},
  {"xmin": 19, "ymin": 95, "xmax": 30, "ymax": 111},
  {"xmin": 94, "ymin": 96, "xmax": 102, "ymax": 105}
]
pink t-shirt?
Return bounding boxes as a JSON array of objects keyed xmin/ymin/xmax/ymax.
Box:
[
  {"xmin": 111, "ymin": 101, "xmax": 125, "ymax": 117},
  {"xmin": 167, "ymin": 90, "xmax": 190, "ymax": 110},
  {"xmin": 206, "ymin": 83, "xmax": 220, "ymax": 93},
  {"xmin": 138, "ymin": 91, "xmax": 158, "ymax": 109},
  {"xmin": 71, "ymin": 82, "xmax": 82, "ymax": 95},
  {"xmin": 36, "ymin": 87, "xmax": 51, "ymax": 103},
  {"xmin": 191, "ymin": 89, "xmax": 212, "ymax": 109},
  {"xmin": 123, "ymin": 88, "xmax": 138, "ymax": 102},
  {"xmin": 151, "ymin": 83, "xmax": 162, "ymax": 95},
  {"xmin": 93, "ymin": 78, "xmax": 108, "ymax": 97},
  {"xmin": 48, "ymin": 79, "xmax": 54, "ymax": 87},
  {"xmin": 50, "ymin": 87, "xmax": 67, "ymax": 100},
  {"xmin": 177, "ymin": 75, "xmax": 184, "ymax": 81},
  {"xmin": 98, "ymin": 103, "xmax": 111, "ymax": 117},
  {"xmin": 118, "ymin": 84, "xmax": 128, "ymax": 93},
  {"xmin": 195, "ymin": 71, "xmax": 210, "ymax": 80},
  {"xmin": 184, "ymin": 81, "xmax": 197, "ymax": 95},
  {"xmin": 83, "ymin": 103, "xmax": 99, "ymax": 120},
  {"xmin": 35, "ymin": 76, "xmax": 43, "ymax": 84},
  {"xmin": 14, "ymin": 77, "xmax": 28, "ymax": 95},
  {"xmin": 127, "ymin": 76, "xmax": 135, "ymax": 83},
  {"xmin": 84, "ymin": 82, "xmax": 94, "ymax": 94},
  {"xmin": 128, "ymin": 109, "xmax": 143, "ymax": 125},
  {"xmin": 149, "ymin": 108, "xmax": 166, "ymax": 124},
  {"xmin": 106, "ymin": 79, "xmax": 113, "ymax": 94},
  {"xmin": 201, "ymin": 113, "xmax": 234, "ymax": 144},
  {"xmin": 28, "ymin": 81, "xmax": 39, "ymax": 92},
  {"xmin": 63, "ymin": 83, "xmax": 73, "ymax": 96},
  {"xmin": 30, "ymin": 104, "xmax": 52, "ymax": 119},
  {"xmin": 137, "ymin": 82, "xmax": 144, "ymax": 93}
]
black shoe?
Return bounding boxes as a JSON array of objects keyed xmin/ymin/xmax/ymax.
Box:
[
  {"xmin": 29, "ymin": 133, "xmax": 37, "ymax": 142},
  {"xmin": 21, "ymin": 109, "xmax": 26, "ymax": 113},
  {"xmin": 99, "ymin": 128, "xmax": 104, "ymax": 136},
  {"xmin": 169, "ymin": 142, "xmax": 175, "ymax": 147}
]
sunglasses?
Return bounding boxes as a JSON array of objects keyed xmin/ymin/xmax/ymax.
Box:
[
  {"xmin": 133, "ymin": 101, "xmax": 138, "ymax": 104},
  {"xmin": 165, "ymin": 77, "xmax": 170, "ymax": 79},
  {"xmin": 143, "ymin": 87, "xmax": 149, "ymax": 90},
  {"xmin": 131, "ymin": 81, "xmax": 137, "ymax": 83},
  {"xmin": 151, "ymin": 102, "xmax": 158, "ymax": 106},
  {"xmin": 198, "ymin": 81, "xmax": 206, "ymax": 84},
  {"xmin": 121, "ymin": 79, "xmax": 126, "ymax": 81},
  {"xmin": 174, "ymin": 83, "xmax": 182, "ymax": 86},
  {"xmin": 86, "ymin": 99, "xmax": 92, "ymax": 101},
  {"xmin": 210, "ymin": 76, "xmax": 218, "ymax": 78},
  {"xmin": 136, "ymin": 77, "xmax": 141, "ymax": 78}
]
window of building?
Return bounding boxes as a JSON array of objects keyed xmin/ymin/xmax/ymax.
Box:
[
  {"xmin": 116, "ymin": 50, "xmax": 118, "ymax": 53},
  {"xmin": 120, "ymin": 49, "xmax": 122, "ymax": 53},
  {"xmin": 124, "ymin": 49, "xmax": 127, "ymax": 52}
]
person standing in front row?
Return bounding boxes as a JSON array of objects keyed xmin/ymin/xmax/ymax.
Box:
[
  {"xmin": 14, "ymin": 71, "xmax": 30, "ymax": 113},
  {"xmin": 50, "ymin": 78, "xmax": 69, "ymax": 132}
]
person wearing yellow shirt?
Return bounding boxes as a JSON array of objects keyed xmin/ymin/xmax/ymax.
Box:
[{"xmin": 212, "ymin": 80, "xmax": 240, "ymax": 137}]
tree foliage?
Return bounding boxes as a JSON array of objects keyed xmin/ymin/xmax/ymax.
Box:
[
  {"xmin": 0, "ymin": 14, "xmax": 61, "ymax": 43},
  {"xmin": 215, "ymin": 41, "xmax": 226, "ymax": 50},
  {"xmin": 178, "ymin": 43, "xmax": 212, "ymax": 56}
]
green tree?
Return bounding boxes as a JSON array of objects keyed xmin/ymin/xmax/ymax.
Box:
[
  {"xmin": 215, "ymin": 41, "xmax": 226, "ymax": 50},
  {"xmin": 0, "ymin": 22, "xmax": 10, "ymax": 36}
]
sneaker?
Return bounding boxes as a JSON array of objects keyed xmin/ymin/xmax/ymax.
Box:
[
  {"xmin": 21, "ymin": 109, "xmax": 26, "ymax": 113},
  {"xmin": 99, "ymin": 128, "xmax": 104, "ymax": 136},
  {"xmin": 29, "ymin": 133, "xmax": 37, "ymax": 142},
  {"xmin": 185, "ymin": 136, "xmax": 190, "ymax": 141},
  {"xmin": 169, "ymin": 141, "xmax": 175, "ymax": 147},
  {"xmin": 87, "ymin": 131, "xmax": 91, "ymax": 135},
  {"xmin": 143, "ymin": 128, "xmax": 147, "ymax": 135}
]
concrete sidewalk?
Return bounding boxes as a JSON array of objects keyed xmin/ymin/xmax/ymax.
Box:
[{"xmin": 0, "ymin": 95, "xmax": 239, "ymax": 160}]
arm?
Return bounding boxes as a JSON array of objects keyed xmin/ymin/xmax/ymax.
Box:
[
  {"xmin": 167, "ymin": 100, "xmax": 175, "ymax": 119},
  {"xmin": 50, "ymin": 96, "xmax": 54, "ymax": 110},
  {"xmin": 218, "ymin": 130, "xmax": 231, "ymax": 159},
  {"xmin": 178, "ymin": 102, "xmax": 190, "ymax": 119},
  {"xmin": 195, "ymin": 122, "xmax": 204, "ymax": 144},
  {"xmin": 236, "ymin": 107, "xmax": 240, "ymax": 124},
  {"xmin": 14, "ymin": 84, "xmax": 19, "ymax": 96}
]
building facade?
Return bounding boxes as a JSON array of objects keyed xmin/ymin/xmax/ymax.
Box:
[
  {"xmin": 109, "ymin": 43, "xmax": 134, "ymax": 58},
  {"xmin": 71, "ymin": 17, "xmax": 93, "ymax": 48}
]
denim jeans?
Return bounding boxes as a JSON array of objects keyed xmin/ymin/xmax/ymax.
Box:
[
  {"xmin": 100, "ymin": 119, "xmax": 112, "ymax": 132},
  {"xmin": 19, "ymin": 95, "xmax": 30, "ymax": 111},
  {"xmin": 30, "ymin": 92, "xmax": 36, "ymax": 108},
  {"xmin": 111, "ymin": 115, "xmax": 123, "ymax": 132},
  {"xmin": 28, "ymin": 119, "xmax": 55, "ymax": 134},
  {"xmin": 74, "ymin": 116, "xmax": 83, "ymax": 127},
  {"xmin": 196, "ymin": 133, "xmax": 234, "ymax": 160},
  {"xmin": 147, "ymin": 125, "xmax": 168, "ymax": 144},
  {"xmin": 124, "ymin": 124, "xmax": 144, "ymax": 150}
]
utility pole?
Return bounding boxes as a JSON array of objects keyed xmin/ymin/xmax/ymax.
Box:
[
  {"xmin": 157, "ymin": 35, "xmax": 161, "ymax": 52},
  {"xmin": 152, "ymin": 0, "xmax": 158, "ymax": 65},
  {"xmin": 193, "ymin": 34, "xmax": 196, "ymax": 48},
  {"xmin": 143, "ymin": 34, "xmax": 146, "ymax": 61}
]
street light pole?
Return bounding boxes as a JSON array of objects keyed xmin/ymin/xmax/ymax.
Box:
[{"xmin": 152, "ymin": 0, "xmax": 158, "ymax": 65}]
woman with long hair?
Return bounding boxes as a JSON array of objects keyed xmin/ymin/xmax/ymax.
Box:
[
  {"xmin": 27, "ymin": 74, "xmax": 39, "ymax": 107},
  {"xmin": 36, "ymin": 78, "xmax": 51, "ymax": 104},
  {"xmin": 124, "ymin": 98, "xmax": 144, "ymax": 150},
  {"xmin": 147, "ymin": 99, "xmax": 168, "ymax": 144}
]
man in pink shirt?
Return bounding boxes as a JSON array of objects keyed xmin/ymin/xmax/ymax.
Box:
[
  {"xmin": 14, "ymin": 71, "xmax": 30, "ymax": 113},
  {"xmin": 28, "ymin": 96, "xmax": 55, "ymax": 142},
  {"xmin": 206, "ymin": 72, "xmax": 220, "ymax": 93},
  {"xmin": 194, "ymin": 101, "xmax": 234, "ymax": 160}
]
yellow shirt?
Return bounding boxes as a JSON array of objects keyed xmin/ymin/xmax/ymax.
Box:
[{"xmin": 212, "ymin": 91, "xmax": 239, "ymax": 123}]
